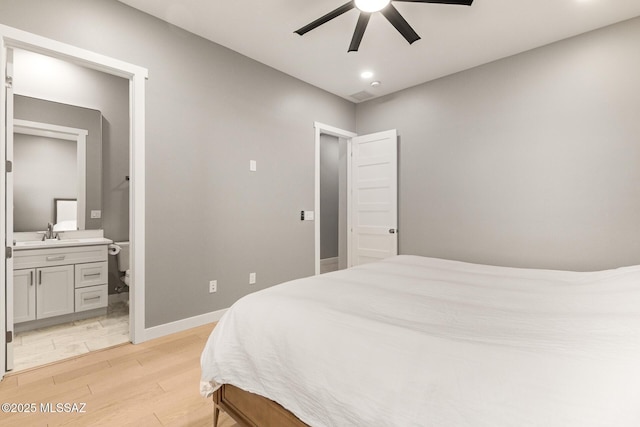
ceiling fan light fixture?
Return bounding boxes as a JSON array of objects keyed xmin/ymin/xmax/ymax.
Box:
[
  {"xmin": 355, "ymin": 0, "xmax": 390, "ymax": 13},
  {"xmin": 295, "ymin": 0, "xmax": 473, "ymax": 52}
]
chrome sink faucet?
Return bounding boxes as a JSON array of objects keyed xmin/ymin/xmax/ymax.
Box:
[{"xmin": 43, "ymin": 222, "xmax": 57, "ymax": 240}]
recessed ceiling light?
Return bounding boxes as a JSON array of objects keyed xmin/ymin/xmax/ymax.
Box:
[
  {"xmin": 370, "ymin": 81, "xmax": 381, "ymax": 87},
  {"xmin": 360, "ymin": 71, "xmax": 374, "ymax": 79},
  {"xmin": 355, "ymin": 0, "xmax": 390, "ymax": 13}
]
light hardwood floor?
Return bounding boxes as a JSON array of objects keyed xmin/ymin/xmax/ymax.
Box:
[{"xmin": 0, "ymin": 323, "xmax": 238, "ymax": 427}]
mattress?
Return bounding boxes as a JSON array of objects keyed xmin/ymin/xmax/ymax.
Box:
[{"xmin": 201, "ymin": 255, "xmax": 640, "ymax": 426}]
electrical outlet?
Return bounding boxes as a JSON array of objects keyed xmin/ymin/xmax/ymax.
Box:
[
  {"xmin": 209, "ymin": 280, "xmax": 217, "ymax": 293},
  {"xmin": 249, "ymin": 273, "xmax": 256, "ymax": 285},
  {"xmin": 90, "ymin": 210, "xmax": 101, "ymax": 219}
]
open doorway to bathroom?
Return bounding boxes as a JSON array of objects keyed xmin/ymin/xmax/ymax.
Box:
[{"xmin": 8, "ymin": 49, "xmax": 131, "ymax": 372}]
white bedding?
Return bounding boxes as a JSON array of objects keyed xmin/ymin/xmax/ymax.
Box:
[{"xmin": 200, "ymin": 255, "xmax": 640, "ymax": 427}]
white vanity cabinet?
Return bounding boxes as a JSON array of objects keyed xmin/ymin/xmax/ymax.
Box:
[{"xmin": 13, "ymin": 244, "xmax": 109, "ymax": 327}]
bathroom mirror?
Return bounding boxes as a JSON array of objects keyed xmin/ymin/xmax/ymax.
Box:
[{"xmin": 13, "ymin": 95, "xmax": 102, "ymax": 232}]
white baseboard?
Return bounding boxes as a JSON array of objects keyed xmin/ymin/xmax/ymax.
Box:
[
  {"xmin": 141, "ymin": 308, "xmax": 228, "ymax": 342},
  {"xmin": 320, "ymin": 257, "xmax": 339, "ymax": 274}
]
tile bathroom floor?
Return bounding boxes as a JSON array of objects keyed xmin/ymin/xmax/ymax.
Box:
[{"xmin": 12, "ymin": 300, "xmax": 129, "ymax": 372}]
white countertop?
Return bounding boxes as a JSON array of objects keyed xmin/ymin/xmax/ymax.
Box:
[{"xmin": 13, "ymin": 237, "xmax": 113, "ymax": 251}]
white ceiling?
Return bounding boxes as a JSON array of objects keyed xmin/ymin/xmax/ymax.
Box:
[{"xmin": 118, "ymin": 0, "xmax": 640, "ymax": 102}]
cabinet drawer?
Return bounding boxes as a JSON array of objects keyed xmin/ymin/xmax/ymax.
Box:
[
  {"xmin": 14, "ymin": 245, "xmax": 108, "ymax": 270},
  {"xmin": 75, "ymin": 262, "xmax": 108, "ymax": 288},
  {"xmin": 75, "ymin": 285, "xmax": 108, "ymax": 312}
]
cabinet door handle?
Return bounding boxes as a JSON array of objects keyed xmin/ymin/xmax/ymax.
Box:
[
  {"xmin": 84, "ymin": 296, "xmax": 101, "ymax": 302},
  {"xmin": 38, "ymin": 270, "xmax": 42, "ymax": 285},
  {"xmin": 46, "ymin": 255, "xmax": 66, "ymax": 261},
  {"xmin": 30, "ymin": 270, "xmax": 34, "ymax": 286},
  {"xmin": 83, "ymin": 273, "xmax": 101, "ymax": 278}
]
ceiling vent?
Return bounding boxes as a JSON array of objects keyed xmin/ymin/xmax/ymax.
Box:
[{"xmin": 350, "ymin": 90, "xmax": 374, "ymax": 102}]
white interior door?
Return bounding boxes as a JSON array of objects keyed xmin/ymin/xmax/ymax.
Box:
[
  {"xmin": 350, "ymin": 129, "xmax": 398, "ymax": 267},
  {"xmin": 4, "ymin": 47, "xmax": 14, "ymax": 371}
]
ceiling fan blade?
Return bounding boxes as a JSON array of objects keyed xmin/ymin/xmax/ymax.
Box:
[
  {"xmin": 380, "ymin": 4, "xmax": 420, "ymax": 45},
  {"xmin": 295, "ymin": 2, "xmax": 356, "ymax": 36},
  {"xmin": 393, "ymin": 0, "xmax": 473, "ymax": 5},
  {"xmin": 348, "ymin": 12, "xmax": 371, "ymax": 52}
]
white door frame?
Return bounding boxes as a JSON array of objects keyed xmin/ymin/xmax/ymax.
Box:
[
  {"xmin": 1, "ymin": 24, "xmax": 148, "ymax": 379},
  {"xmin": 313, "ymin": 122, "xmax": 357, "ymax": 275}
]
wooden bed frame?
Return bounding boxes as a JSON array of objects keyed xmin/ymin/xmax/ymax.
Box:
[{"xmin": 212, "ymin": 384, "xmax": 309, "ymax": 427}]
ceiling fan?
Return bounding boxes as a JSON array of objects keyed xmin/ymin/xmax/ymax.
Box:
[{"xmin": 295, "ymin": 0, "xmax": 474, "ymax": 52}]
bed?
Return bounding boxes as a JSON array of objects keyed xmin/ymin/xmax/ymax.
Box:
[{"xmin": 200, "ymin": 255, "xmax": 640, "ymax": 427}]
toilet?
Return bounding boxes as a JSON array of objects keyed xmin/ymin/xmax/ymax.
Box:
[{"xmin": 111, "ymin": 241, "xmax": 130, "ymax": 290}]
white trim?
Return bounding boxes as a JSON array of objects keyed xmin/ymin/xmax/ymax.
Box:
[
  {"xmin": 346, "ymin": 139, "xmax": 353, "ymax": 268},
  {"xmin": 13, "ymin": 120, "xmax": 87, "ymax": 140},
  {"xmin": 141, "ymin": 308, "xmax": 228, "ymax": 342},
  {"xmin": 0, "ymin": 25, "xmax": 147, "ymax": 79},
  {"xmin": 13, "ymin": 119, "xmax": 88, "ymax": 230},
  {"xmin": 320, "ymin": 257, "xmax": 339, "ymax": 274},
  {"xmin": 3, "ymin": 48, "xmax": 13, "ymax": 372},
  {"xmin": 77, "ymin": 134, "xmax": 86, "ymax": 230},
  {"xmin": 1, "ymin": 24, "xmax": 148, "ymax": 379},
  {"xmin": 129, "ymin": 72, "xmax": 146, "ymax": 345},
  {"xmin": 313, "ymin": 122, "xmax": 357, "ymax": 276}
]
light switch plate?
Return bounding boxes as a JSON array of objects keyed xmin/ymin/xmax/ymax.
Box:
[
  {"xmin": 90, "ymin": 210, "xmax": 101, "ymax": 219},
  {"xmin": 304, "ymin": 210, "xmax": 314, "ymax": 221},
  {"xmin": 249, "ymin": 160, "xmax": 257, "ymax": 172}
]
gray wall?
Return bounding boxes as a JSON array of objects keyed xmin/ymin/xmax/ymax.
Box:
[
  {"xmin": 13, "ymin": 133, "xmax": 76, "ymax": 231},
  {"xmin": 356, "ymin": 17, "xmax": 640, "ymax": 271},
  {"xmin": 14, "ymin": 95, "xmax": 103, "ymax": 231},
  {"xmin": 320, "ymin": 134, "xmax": 339, "ymax": 259},
  {"xmin": 0, "ymin": 0, "xmax": 356, "ymax": 327}
]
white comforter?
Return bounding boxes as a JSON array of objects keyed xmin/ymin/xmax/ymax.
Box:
[{"xmin": 200, "ymin": 255, "xmax": 640, "ymax": 427}]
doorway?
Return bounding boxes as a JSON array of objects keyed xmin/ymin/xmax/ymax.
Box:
[
  {"xmin": 8, "ymin": 49, "xmax": 129, "ymax": 373},
  {"xmin": 319, "ymin": 134, "xmax": 348, "ymax": 273},
  {"xmin": 314, "ymin": 123, "xmax": 399, "ymax": 275},
  {"xmin": 314, "ymin": 123, "xmax": 356, "ymax": 275},
  {"xmin": 1, "ymin": 24, "xmax": 147, "ymax": 379}
]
